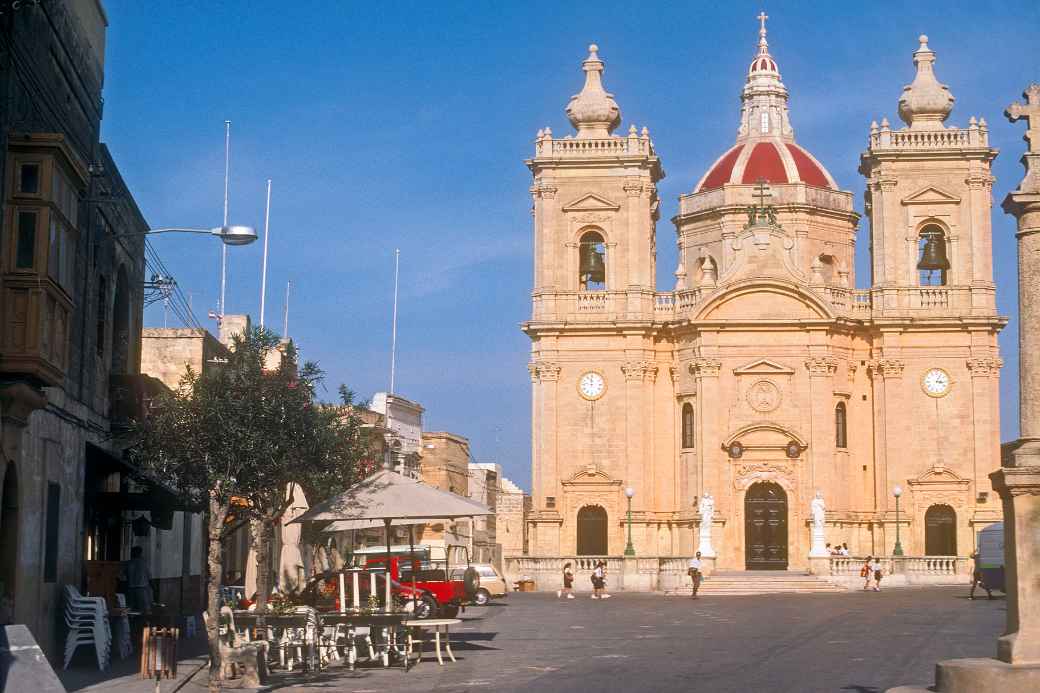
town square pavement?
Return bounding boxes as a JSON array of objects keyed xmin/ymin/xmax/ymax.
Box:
[{"xmin": 191, "ymin": 586, "xmax": 1005, "ymax": 693}]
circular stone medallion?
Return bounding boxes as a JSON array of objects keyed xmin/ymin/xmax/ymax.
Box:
[{"xmin": 747, "ymin": 380, "xmax": 781, "ymax": 413}]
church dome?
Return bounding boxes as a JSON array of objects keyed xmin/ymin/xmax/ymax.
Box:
[
  {"xmin": 693, "ymin": 14, "xmax": 839, "ymax": 193},
  {"xmin": 696, "ymin": 141, "xmax": 836, "ymax": 192}
]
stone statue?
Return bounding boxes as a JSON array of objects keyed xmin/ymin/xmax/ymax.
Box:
[
  {"xmin": 809, "ymin": 490, "xmax": 829, "ymax": 557},
  {"xmin": 697, "ymin": 493, "xmax": 716, "ymax": 557}
]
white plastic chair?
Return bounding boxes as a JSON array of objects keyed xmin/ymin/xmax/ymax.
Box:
[{"xmin": 63, "ymin": 586, "xmax": 111, "ymax": 670}]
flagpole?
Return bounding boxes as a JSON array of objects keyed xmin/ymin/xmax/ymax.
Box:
[
  {"xmin": 260, "ymin": 179, "xmax": 272, "ymax": 328},
  {"xmin": 389, "ymin": 248, "xmax": 400, "ymax": 395},
  {"xmin": 219, "ymin": 120, "xmax": 231, "ymax": 320}
]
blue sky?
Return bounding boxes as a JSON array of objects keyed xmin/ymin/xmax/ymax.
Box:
[{"xmin": 101, "ymin": 1, "xmax": 1039, "ymax": 490}]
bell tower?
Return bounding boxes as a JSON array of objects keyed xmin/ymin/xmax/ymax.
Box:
[
  {"xmin": 860, "ymin": 36, "xmax": 999, "ymax": 313},
  {"xmin": 526, "ymin": 45, "xmax": 664, "ymax": 323}
]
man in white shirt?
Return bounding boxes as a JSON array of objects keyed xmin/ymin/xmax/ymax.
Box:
[{"xmin": 688, "ymin": 552, "xmax": 703, "ymax": 599}]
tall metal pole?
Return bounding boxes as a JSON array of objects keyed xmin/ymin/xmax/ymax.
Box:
[
  {"xmin": 219, "ymin": 120, "xmax": 231, "ymax": 319},
  {"xmin": 259, "ymin": 178, "xmax": 272, "ymax": 329},
  {"xmin": 624, "ymin": 495, "xmax": 635, "ymax": 556},
  {"xmin": 282, "ymin": 280, "xmax": 291, "ymax": 339},
  {"xmin": 893, "ymin": 494, "xmax": 904, "ymax": 556},
  {"xmin": 389, "ymin": 248, "xmax": 400, "ymax": 395}
]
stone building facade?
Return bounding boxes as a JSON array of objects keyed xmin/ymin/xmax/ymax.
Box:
[
  {"xmin": 0, "ymin": 0, "xmax": 202, "ymax": 656},
  {"xmin": 523, "ymin": 22, "xmax": 1004, "ymax": 570}
]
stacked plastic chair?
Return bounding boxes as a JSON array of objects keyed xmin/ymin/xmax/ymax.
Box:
[
  {"xmin": 113, "ymin": 593, "xmax": 133, "ymax": 659},
  {"xmin": 63, "ymin": 585, "xmax": 112, "ymax": 670}
]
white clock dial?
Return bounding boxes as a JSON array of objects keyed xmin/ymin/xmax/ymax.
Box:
[
  {"xmin": 578, "ymin": 372, "xmax": 606, "ymax": 401},
  {"xmin": 922, "ymin": 368, "xmax": 951, "ymax": 397}
]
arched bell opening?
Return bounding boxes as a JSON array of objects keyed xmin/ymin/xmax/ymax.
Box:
[
  {"xmin": 578, "ymin": 230, "xmax": 606, "ymax": 291},
  {"xmin": 917, "ymin": 224, "xmax": 950, "ymax": 287}
]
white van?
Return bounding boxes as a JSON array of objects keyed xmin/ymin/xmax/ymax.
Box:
[{"xmin": 975, "ymin": 522, "xmax": 1005, "ymax": 593}]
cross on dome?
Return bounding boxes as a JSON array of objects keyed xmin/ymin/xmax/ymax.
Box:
[{"xmin": 758, "ymin": 11, "xmax": 769, "ymax": 53}]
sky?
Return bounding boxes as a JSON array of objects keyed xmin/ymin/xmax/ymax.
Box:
[{"xmin": 100, "ymin": 1, "xmax": 1039, "ymax": 491}]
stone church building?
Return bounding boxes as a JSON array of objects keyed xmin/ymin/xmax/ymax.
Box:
[{"xmin": 522, "ymin": 19, "xmax": 1004, "ymax": 571}]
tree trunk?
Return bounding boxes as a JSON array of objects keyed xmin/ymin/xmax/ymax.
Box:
[
  {"xmin": 250, "ymin": 518, "xmax": 273, "ymax": 613},
  {"xmin": 206, "ymin": 490, "xmax": 230, "ymax": 692}
]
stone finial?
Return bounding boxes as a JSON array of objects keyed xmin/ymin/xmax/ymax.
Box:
[
  {"xmin": 897, "ymin": 34, "xmax": 955, "ymax": 130},
  {"xmin": 565, "ymin": 43, "xmax": 622, "ymax": 139}
]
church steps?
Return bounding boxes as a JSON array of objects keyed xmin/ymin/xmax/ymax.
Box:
[{"xmin": 665, "ymin": 571, "xmax": 848, "ymax": 596}]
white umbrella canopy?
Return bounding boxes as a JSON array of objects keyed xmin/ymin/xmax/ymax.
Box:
[
  {"xmin": 322, "ymin": 517, "xmax": 447, "ymax": 532},
  {"xmin": 290, "ymin": 468, "xmax": 491, "ymax": 524}
]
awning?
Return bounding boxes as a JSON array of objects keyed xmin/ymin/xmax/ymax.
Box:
[{"xmin": 85, "ymin": 443, "xmax": 196, "ymax": 514}]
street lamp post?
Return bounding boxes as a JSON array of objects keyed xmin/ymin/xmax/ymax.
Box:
[
  {"xmin": 118, "ymin": 225, "xmax": 258, "ymax": 246},
  {"xmin": 892, "ymin": 485, "xmax": 904, "ymax": 556},
  {"xmin": 624, "ymin": 486, "xmax": 635, "ymax": 557}
]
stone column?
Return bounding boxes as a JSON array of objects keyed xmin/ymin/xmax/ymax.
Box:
[{"xmin": 691, "ymin": 358, "xmax": 722, "ymax": 558}]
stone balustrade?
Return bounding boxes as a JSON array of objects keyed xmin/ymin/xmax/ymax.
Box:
[
  {"xmin": 503, "ymin": 555, "xmax": 706, "ymax": 593},
  {"xmin": 534, "ymin": 135, "xmax": 656, "ymax": 160},
  {"xmin": 870, "ymin": 124, "xmax": 988, "ymax": 151},
  {"xmin": 826, "ymin": 555, "xmax": 969, "ymax": 587},
  {"xmin": 678, "ymin": 182, "xmax": 855, "ymax": 216}
]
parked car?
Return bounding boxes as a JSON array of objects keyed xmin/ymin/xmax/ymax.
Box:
[
  {"xmin": 359, "ymin": 544, "xmax": 476, "ymax": 618},
  {"xmin": 298, "ymin": 568, "xmax": 425, "ymax": 613},
  {"xmin": 453, "ymin": 564, "xmax": 506, "ymax": 606},
  {"xmin": 976, "ymin": 522, "xmax": 1005, "ymax": 593}
]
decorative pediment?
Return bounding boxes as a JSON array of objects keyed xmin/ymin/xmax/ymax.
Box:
[
  {"xmin": 907, "ymin": 466, "xmax": 970, "ymax": 489},
  {"xmin": 562, "ymin": 193, "xmax": 621, "ymax": 212},
  {"xmin": 732, "ymin": 358, "xmax": 796, "ymax": 376},
  {"xmin": 561, "ymin": 463, "xmax": 622, "ymax": 487},
  {"xmin": 722, "ymin": 422, "xmax": 808, "ymax": 449},
  {"xmin": 901, "ymin": 186, "xmax": 961, "ymax": 205}
]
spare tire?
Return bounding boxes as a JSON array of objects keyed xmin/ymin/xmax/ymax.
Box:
[{"xmin": 463, "ymin": 566, "xmax": 480, "ymax": 600}]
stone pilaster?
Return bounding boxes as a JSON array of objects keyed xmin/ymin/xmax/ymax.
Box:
[
  {"xmin": 805, "ymin": 357, "xmax": 838, "ymax": 499},
  {"xmin": 690, "ymin": 358, "xmax": 722, "ymax": 508},
  {"xmin": 870, "ymin": 359, "xmax": 905, "ymax": 519}
]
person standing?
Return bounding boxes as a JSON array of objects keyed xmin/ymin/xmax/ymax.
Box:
[
  {"xmin": 123, "ymin": 546, "xmax": 153, "ymax": 614},
  {"xmin": 558, "ymin": 562, "xmax": 575, "ymax": 599},
  {"xmin": 688, "ymin": 551, "xmax": 704, "ymax": 599},
  {"xmin": 872, "ymin": 557, "xmax": 883, "ymax": 592},
  {"xmin": 969, "ymin": 551, "xmax": 992, "ymax": 600}
]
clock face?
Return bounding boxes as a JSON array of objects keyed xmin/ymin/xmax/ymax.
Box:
[
  {"xmin": 922, "ymin": 368, "xmax": 952, "ymax": 397},
  {"xmin": 578, "ymin": 371, "xmax": 606, "ymax": 401}
]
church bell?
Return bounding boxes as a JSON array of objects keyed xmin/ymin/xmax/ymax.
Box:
[
  {"xmin": 580, "ymin": 243, "xmax": 606, "ymax": 284},
  {"xmin": 916, "ymin": 230, "xmax": 950, "ymax": 271}
]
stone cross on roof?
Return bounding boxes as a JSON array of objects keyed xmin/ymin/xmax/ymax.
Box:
[{"xmin": 1006, "ymin": 83, "xmax": 1040, "ymax": 154}]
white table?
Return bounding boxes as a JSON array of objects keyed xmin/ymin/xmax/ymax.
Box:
[{"xmin": 403, "ymin": 618, "xmax": 462, "ymax": 665}]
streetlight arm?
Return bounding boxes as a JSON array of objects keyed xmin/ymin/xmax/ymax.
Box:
[{"xmin": 112, "ymin": 225, "xmax": 258, "ymax": 246}]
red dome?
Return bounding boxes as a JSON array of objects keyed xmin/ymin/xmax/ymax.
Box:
[{"xmin": 695, "ymin": 141, "xmax": 836, "ymax": 192}]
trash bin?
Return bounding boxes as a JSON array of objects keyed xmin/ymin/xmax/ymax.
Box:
[{"xmin": 141, "ymin": 625, "xmax": 179, "ymax": 680}]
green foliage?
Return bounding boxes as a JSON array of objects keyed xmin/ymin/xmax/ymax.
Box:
[{"xmin": 131, "ymin": 325, "xmax": 370, "ymax": 525}]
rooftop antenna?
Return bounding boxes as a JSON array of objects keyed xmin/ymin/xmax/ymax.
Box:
[
  {"xmin": 218, "ymin": 120, "xmax": 231, "ymax": 322},
  {"xmin": 259, "ymin": 178, "xmax": 272, "ymax": 328},
  {"xmin": 389, "ymin": 248, "xmax": 400, "ymax": 395},
  {"xmin": 282, "ymin": 279, "xmax": 291, "ymax": 339}
]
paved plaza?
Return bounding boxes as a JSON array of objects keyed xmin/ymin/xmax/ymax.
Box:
[{"xmin": 151, "ymin": 587, "xmax": 1002, "ymax": 693}]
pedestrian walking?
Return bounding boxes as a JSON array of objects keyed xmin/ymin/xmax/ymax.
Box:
[
  {"xmin": 591, "ymin": 561, "xmax": 611, "ymax": 599},
  {"xmin": 688, "ymin": 551, "xmax": 704, "ymax": 599},
  {"xmin": 860, "ymin": 555, "xmax": 873, "ymax": 590},
  {"xmin": 872, "ymin": 557, "xmax": 883, "ymax": 591},
  {"xmin": 558, "ymin": 562, "xmax": 575, "ymax": 599},
  {"xmin": 840, "ymin": 543, "xmax": 850, "ymax": 556},
  {"xmin": 968, "ymin": 551, "xmax": 992, "ymax": 600}
]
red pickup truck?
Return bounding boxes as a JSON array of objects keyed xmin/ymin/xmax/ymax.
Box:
[{"xmin": 360, "ymin": 544, "xmax": 478, "ymax": 619}]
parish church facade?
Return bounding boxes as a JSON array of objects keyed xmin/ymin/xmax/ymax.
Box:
[{"xmin": 522, "ymin": 17, "xmax": 1005, "ymax": 570}]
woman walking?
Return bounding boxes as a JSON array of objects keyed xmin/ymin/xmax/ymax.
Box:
[
  {"xmin": 872, "ymin": 557, "xmax": 883, "ymax": 591},
  {"xmin": 591, "ymin": 561, "xmax": 611, "ymax": 599},
  {"xmin": 861, "ymin": 556, "xmax": 874, "ymax": 591},
  {"xmin": 558, "ymin": 562, "xmax": 575, "ymax": 599}
]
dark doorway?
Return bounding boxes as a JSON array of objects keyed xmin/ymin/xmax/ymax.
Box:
[
  {"xmin": 577, "ymin": 505, "xmax": 608, "ymax": 555},
  {"xmin": 0, "ymin": 463, "xmax": 18, "ymax": 622},
  {"xmin": 925, "ymin": 505, "xmax": 957, "ymax": 555},
  {"xmin": 745, "ymin": 482, "xmax": 788, "ymax": 570}
]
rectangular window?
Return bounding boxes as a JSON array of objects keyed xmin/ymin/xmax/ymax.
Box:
[
  {"xmin": 44, "ymin": 483, "xmax": 61, "ymax": 582},
  {"xmin": 16, "ymin": 211, "xmax": 37, "ymax": 268},
  {"xmin": 48, "ymin": 218, "xmax": 60, "ymax": 281},
  {"xmin": 19, "ymin": 163, "xmax": 40, "ymax": 194}
]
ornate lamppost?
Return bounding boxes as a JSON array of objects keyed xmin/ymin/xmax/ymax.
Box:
[
  {"xmin": 892, "ymin": 485, "xmax": 904, "ymax": 556},
  {"xmin": 624, "ymin": 486, "xmax": 636, "ymax": 556}
]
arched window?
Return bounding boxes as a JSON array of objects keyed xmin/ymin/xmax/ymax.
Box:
[
  {"xmin": 835, "ymin": 402, "xmax": 847, "ymax": 449},
  {"xmin": 578, "ymin": 230, "xmax": 606, "ymax": 291},
  {"xmin": 681, "ymin": 403, "xmax": 695, "ymax": 449},
  {"xmin": 576, "ymin": 505, "xmax": 608, "ymax": 555},
  {"xmin": 112, "ymin": 266, "xmax": 130, "ymax": 375},
  {"xmin": 917, "ymin": 224, "xmax": 950, "ymax": 287}
]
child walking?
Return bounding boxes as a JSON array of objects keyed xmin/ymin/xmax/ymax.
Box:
[{"xmin": 557, "ymin": 562, "xmax": 575, "ymax": 599}]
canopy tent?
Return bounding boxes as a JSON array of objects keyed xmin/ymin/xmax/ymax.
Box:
[
  {"xmin": 290, "ymin": 469, "xmax": 491, "ymax": 524},
  {"xmin": 290, "ymin": 468, "xmax": 491, "ymax": 612},
  {"xmin": 322, "ymin": 517, "xmax": 446, "ymax": 532}
]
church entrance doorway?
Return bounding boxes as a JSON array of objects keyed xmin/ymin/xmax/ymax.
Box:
[
  {"xmin": 745, "ymin": 482, "xmax": 788, "ymax": 570},
  {"xmin": 925, "ymin": 504, "xmax": 957, "ymax": 555},
  {"xmin": 576, "ymin": 505, "xmax": 608, "ymax": 555}
]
